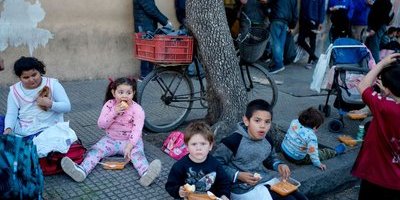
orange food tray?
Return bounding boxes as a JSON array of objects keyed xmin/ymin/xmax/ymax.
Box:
[{"xmin": 267, "ymin": 177, "xmax": 301, "ymax": 196}]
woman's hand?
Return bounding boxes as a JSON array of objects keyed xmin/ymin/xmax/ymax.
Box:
[
  {"xmin": 3, "ymin": 128, "xmax": 12, "ymax": 134},
  {"xmin": 36, "ymin": 96, "xmax": 52, "ymax": 110},
  {"xmin": 278, "ymin": 164, "xmax": 291, "ymax": 180},
  {"xmin": 124, "ymin": 142, "xmax": 134, "ymax": 160},
  {"xmin": 237, "ymin": 172, "xmax": 260, "ymax": 186}
]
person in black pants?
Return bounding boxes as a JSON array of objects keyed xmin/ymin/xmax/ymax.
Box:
[{"xmin": 297, "ymin": 0, "xmax": 326, "ymax": 69}]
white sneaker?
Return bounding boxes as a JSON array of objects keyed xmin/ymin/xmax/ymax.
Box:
[
  {"xmin": 61, "ymin": 157, "xmax": 87, "ymax": 182},
  {"xmin": 139, "ymin": 159, "xmax": 162, "ymax": 187}
]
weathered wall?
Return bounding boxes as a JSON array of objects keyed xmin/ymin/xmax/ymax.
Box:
[{"xmin": 0, "ymin": 0, "xmax": 177, "ymax": 86}]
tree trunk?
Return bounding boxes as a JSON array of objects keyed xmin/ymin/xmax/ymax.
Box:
[{"xmin": 185, "ymin": 0, "xmax": 247, "ymax": 139}]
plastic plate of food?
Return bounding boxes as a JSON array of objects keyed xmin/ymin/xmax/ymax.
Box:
[
  {"xmin": 99, "ymin": 157, "xmax": 129, "ymax": 170},
  {"xmin": 266, "ymin": 177, "xmax": 301, "ymax": 196}
]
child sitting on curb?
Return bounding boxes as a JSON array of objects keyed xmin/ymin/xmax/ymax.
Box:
[
  {"xmin": 61, "ymin": 77, "xmax": 161, "ymax": 186},
  {"xmin": 165, "ymin": 121, "xmax": 231, "ymax": 200},
  {"xmin": 281, "ymin": 107, "xmax": 346, "ymax": 171},
  {"xmin": 213, "ymin": 99, "xmax": 308, "ymax": 200}
]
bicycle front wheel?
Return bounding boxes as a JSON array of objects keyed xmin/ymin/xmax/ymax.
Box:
[
  {"xmin": 240, "ymin": 63, "xmax": 278, "ymax": 108},
  {"xmin": 137, "ymin": 67, "xmax": 194, "ymax": 133}
]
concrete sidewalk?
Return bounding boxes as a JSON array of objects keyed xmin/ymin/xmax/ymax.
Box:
[{"xmin": 0, "ymin": 62, "xmax": 362, "ymax": 199}]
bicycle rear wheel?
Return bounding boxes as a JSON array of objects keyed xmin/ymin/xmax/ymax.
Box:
[
  {"xmin": 137, "ymin": 67, "xmax": 194, "ymax": 133},
  {"xmin": 240, "ymin": 62, "xmax": 278, "ymax": 108}
]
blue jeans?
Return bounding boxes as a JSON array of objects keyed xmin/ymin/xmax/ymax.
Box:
[
  {"xmin": 366, "ymin": 26, "xmax": 386, "ymax": 62},
  {"xmin": 187, "ymin": 57, "xmax": 204, "ymax": 76},
  {"xmin": 270, "ymin": 21, "xmax": 288, "ymax": 69},
  {"xmin": 140, "ymin": 61, "xmax": 154, "ymax": 78}
]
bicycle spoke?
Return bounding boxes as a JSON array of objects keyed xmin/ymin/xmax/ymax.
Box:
[
  {"xmin": 241, "ymin": 63, "xmax": 278, "ymax": 108},
  {"xmin": 138, "ymin": 68, "xmax": 194, "ymax": 132}
]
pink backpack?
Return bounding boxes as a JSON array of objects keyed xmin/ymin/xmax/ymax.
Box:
[{"xmin": 162, "ymin": 131, "xmax": 188, "ymax": 160}]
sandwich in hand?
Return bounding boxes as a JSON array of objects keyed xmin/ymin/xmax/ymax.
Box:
[
  {"xmin": 120, "ymin": 101, "xmax": 129, "ymax": 109},
  {"xmin": 37, "ymin": 86, "xmax": 51, "ymax": 111},
  {"xmin": 183, "ymin": 183, "xmax": 196, "ymax": 192}
]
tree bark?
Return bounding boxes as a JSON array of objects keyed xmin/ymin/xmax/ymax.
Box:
[{"xmin": 185, "ymin": 0, "xmax": 247, "ymax": 139}]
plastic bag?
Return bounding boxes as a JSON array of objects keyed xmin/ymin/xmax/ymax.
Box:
[
  {"xmin": 310, "ymin": 44, "xmax": 333, "ymax": 93},
  {"xmin": 33, "ymin": 121, "xmax": 78, "ymax": 158},
  {"xmin": 294, "ymin": 44, "xmax": 307, "ymax": 63}
]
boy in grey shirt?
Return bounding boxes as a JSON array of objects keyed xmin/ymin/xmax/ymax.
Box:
[{"xmin": 214, "ymin": 99, "xmax": 308, "ymax": 200}]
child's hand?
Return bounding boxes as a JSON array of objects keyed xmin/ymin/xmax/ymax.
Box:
[
  {"xmin": 221, "ymin": 195, "xmax": 229, "ymax": 200},
  {"xmin": 115, "ymin": 101, "xmax": 128, "ymax": 115},
  {"xmin": 238, "ymin": 172, "xmax": 259, "ymax": 185},
  {"xmin": 278, "ymin": 164, "xmax": 291, "ymax": 181},
  {"xmin": 378, "ymin": 53, "xmax": 400, "ymax": 69},
  {"xmin": 36, "ymin": 96, "xmax": 52, "ymax": 110},
  {"xmin": 124, "ymin": 142, "xmax": 134, "ymax": 160},
  {"xmin": 319, "ymin": 163, "xmax": 327, "ymax": 171},
  {"xmin": 179, "ymin": 186, "xmax": 189, "ymax": 198},
  {"xmin": 3, "ymin": 128, "xmax": 12, "ymax": 135}
]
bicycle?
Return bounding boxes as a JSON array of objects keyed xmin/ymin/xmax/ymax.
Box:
[{"xmin": 135, "ymin": 27, "xmax": 278, "ymax": 133}]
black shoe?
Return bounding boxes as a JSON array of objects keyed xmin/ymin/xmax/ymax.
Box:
[
  {"xmin": 268, "ymin": 65, "xmax": 285, "ymax": 74},
  {"xmin": 308, "ymin": 55, "xmax": 318, "ymax": 63}
]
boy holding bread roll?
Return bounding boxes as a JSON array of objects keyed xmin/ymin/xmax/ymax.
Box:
[
  {"xmin": 165, "ymin": 121, "xmax": 231, "ymax": 200},
  {"xmin": 213, "ymin": 99, "xmax": 308, "ymax": 200}
]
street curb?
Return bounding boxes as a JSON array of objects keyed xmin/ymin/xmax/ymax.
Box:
[{"xmin": 294, "ymin": 148, "xmax": 360, "ymax": 197}]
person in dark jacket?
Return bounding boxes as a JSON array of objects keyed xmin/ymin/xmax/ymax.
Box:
[
  {"xmin": 133, "ymin": 0, "xmax": 172, "ymax": 79},
  {"xmin": 240, "ymin": 0, "xmax": 268, "ymax": 31},
  {"xmin": 364, "ymin": 0, "xmax": 393, "ymax": 62},
  {"xmin": 267, "ymin": 0, "xmax": 298, "ymax": 74},
  {"xmin": 328, "ymin": 0, "xmax": 354, "ymax": 41},
  {"xmin": 297, "ymin": 0, "xmax": 325, "ymax": 69}
]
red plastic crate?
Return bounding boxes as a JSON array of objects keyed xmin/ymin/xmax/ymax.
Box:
[{"xmin": 134, "ymin": 33, "xmax": 194, "ymax": 64}]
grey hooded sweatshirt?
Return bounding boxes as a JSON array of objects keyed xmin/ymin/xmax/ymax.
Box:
[{"xmin": 213, "ymin": 122, "xmax": 283, "ymax": 194}]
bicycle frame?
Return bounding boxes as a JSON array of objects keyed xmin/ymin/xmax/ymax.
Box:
[{"xmin": 153, "ymin": 58, "xmax": 207, "ymax": 109}]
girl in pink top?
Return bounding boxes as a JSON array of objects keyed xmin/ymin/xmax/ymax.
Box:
[{"xmin": 61, "ymin": 77, "xmax": 161, "ymax": 187}]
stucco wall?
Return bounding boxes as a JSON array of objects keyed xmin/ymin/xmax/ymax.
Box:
[{"xmin": 0, "ymin": 0, "xmax": 177, "ymax": 86}]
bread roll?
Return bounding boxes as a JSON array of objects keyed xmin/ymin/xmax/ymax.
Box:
[
  {"xmin": 37, "ymin": 86, "xmax": 51, "ymax": 111},
  {"xmin": 254, "ymin": 173, "xmax": 262, "ymax": 179},
  {"xmin": 183, "ymin": 183, "xmax": 195, "ymax": 192},
  {"xmin": 120, "ymin": 101, "xmax": 129, "ymax": 109},
  {"xmin": 38, "ymin": 86, "xmax": 50, "ymax": 98}
]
